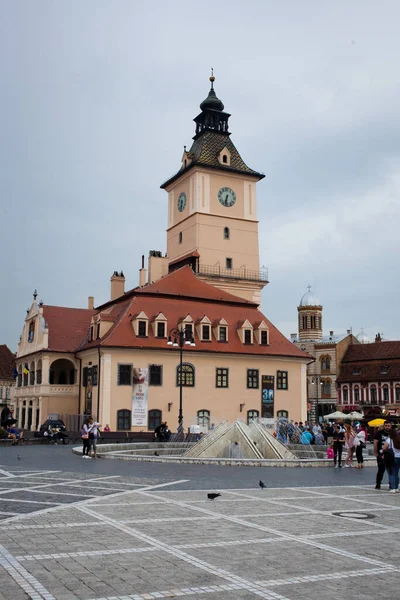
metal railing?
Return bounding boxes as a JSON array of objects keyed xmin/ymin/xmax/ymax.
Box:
[{"xmin": 197, "ymin": 264, "xmax": 268, "ymax": 283}]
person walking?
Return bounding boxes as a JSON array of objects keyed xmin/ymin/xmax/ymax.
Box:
[
  {"xmin": 88, "ymin": 418, "xmax": 101, "ymax": 459},
  {"xmin": 81, "ymin": 420, "xmax": 91, "ymax": 458},
  {"xmin": 382, "ymin": 429, "xmax": 400, "ymax": 493},
  {"xmin": 355, "ymin": 426, "xmax": 366, "ymax": 468},
  {"xmin": 374, "ymin": 421, "xmax": 392, "ymax": 490},
  {"xmin": 332, "ymin": 424, "xmax": 345, "ymax": 468},
  {"xmin": 344, "ymin": 422, "xmax": 356, "ymax": 467}
]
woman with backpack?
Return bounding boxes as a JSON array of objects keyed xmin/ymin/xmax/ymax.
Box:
[{"xmin": 382, "ymin": 429, "xmax": 400, "ymax": 493}]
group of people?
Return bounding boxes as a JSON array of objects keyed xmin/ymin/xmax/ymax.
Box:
[
  {"xmin": 154, "ymin": 422, "xmax": 171, "ymax": 442},
  {"xmin": 330, "ymin": 421, "xmax": 368, "ymax": 468},
  {"xmin": 81, "ymin": 418, "xmax": 101, "ymax": 458},
  {"xmin": 43, "ymin": 424, "xmax": 68, "ymax": 444},
  {"xmin": 374, "ymin": 420, "xmax": 400, "ymax": 492}
]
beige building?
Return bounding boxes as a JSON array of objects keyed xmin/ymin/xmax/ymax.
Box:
[
  {"xmin": 291, "ymin": 287, "xmax": 359, "ymax": 421},
  {"xmin": 0, "ymin": 344, "xmax": 15, "ymax": 417},
  {"xmin": 14, "ymin": 76, "xmax": 309, "ymax": 432}
]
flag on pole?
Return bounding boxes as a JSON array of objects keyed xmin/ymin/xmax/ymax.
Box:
[
  {"xmin": 23, "ymin": 365, "xmax": 30, "ymax": 375},
  {"xmin": 13, "ymin": 367, "xmax": 18, "ymax": 379}
]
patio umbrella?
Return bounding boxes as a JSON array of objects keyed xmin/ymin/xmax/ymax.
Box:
[
  {"xmin": 324, "ymin": 411, "xmax": 348, "ymax": 419},
  {"xmin": 368, "ymin": 418, "xmax": 386, "ymax": 427},
  {"xmin": 347, "ymin": 411, "xmax": 364, "ymax": 420}
]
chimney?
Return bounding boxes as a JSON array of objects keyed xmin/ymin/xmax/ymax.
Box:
[
  {"xmin": 375, "ymin": 333, "xmax": 382, "ymax": 343},
  {"xmin": 110, "ymin": 271, "xmax": 125, "ymax": 301},
  {"xmin": 347, "ymin": 329, "xmax": 351, "ymax": 335},
  {"xmin": 290, "ymin": 333, "xmax": 297, "ymax": 342},
  {"xmin": 88, "ymin": 296, "xmax": 94, "ymax": 310},
  {"xmin": 329, "ymin": 330, "xmax": 334, "ymax": 337},
  {"xmin": 139, "ymin": 254, "xmax": 147, "ymax": 287}
]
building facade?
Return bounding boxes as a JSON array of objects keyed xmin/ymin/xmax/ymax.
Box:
[
  {"xmin": 0, "ymin": 344, "xmax": 15, "ymax": 413},
  {"xmin": 336, "ymin": 339, "xmax": 400, "ymax": 417},
  {"xmin": 14, "ymin": 77, "xmax": 310, "ymax": 431},
  {"xmin": 292, "ymin": 287, "xmax": 359, "ymax": 421}
]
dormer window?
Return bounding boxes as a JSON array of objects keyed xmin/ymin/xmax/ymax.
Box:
[
  {"xmin": 353, "ymin": 366, "xmax": 362, "ymax": 375},
  {"xmin": 185, "ymin": 323, "xmax": 193, "ymax": 338},
  {"xmin": 138, "ymin": 320, "xmax": 147, "ymax": 337},
  {"xmin": 202, "ymin": 325, "xmax": 210, "ymax": 341},
  {"xmin": 222, "ymin": 155, "xmax": 227, "ymax": 164},
  {"xmin": 381, "ymin": 365, "xmax": 389, "ymax": 374},
  {"xmin": 157, "ymin": 322, "xmax": 165, "ymax": 338},
  {"xmin": 244, "ymin": 329, "xmax": 252, "ymax": 344},
  {"xmin": 218, "ymin": 147, "xmax": 231, "ymax": 166},
  {"xmin": 224, "ymin": 227, "xmax": 230, "ymax": 240},
  {"xmin": 219, "ymin": 326, "xmax": 227, "ymax": 342},
  {"xmin": 260, "ymin": 331, "xmax": 268, "ymax": 345}
]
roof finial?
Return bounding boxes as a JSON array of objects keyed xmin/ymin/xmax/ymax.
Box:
[
  {"xmin": 33, "ymin": 289, "xmax": 38, "ymax": 300},
  {"xmin": 307, "ymin": 284, "xmax": 312, "ymax": 292},
  {"xmin": 210, "ymin": 67, "xmax": 215, "ymax": 88}
]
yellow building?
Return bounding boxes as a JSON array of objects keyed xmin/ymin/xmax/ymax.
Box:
[{"xmin": 14, "ymin": 77, "xmax": 309, "ymax": 432}]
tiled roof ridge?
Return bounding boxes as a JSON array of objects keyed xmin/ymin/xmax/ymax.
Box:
[{"xmin": 98, "ymin": 298, "xmax": 136, "ymax": 347}]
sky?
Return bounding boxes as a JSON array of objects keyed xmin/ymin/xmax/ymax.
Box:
[{"xmin": 1, "ymin": 0, "xmax": 399, "ymax": 352}]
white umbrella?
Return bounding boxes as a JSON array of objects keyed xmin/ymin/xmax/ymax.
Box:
[
  {"xmin": 347, "ymin": 411, "xmax": 364, "ymax": 420},
  {"xmin": 324, "ymin": 411, "xmax": 348, "ymax": 420}
]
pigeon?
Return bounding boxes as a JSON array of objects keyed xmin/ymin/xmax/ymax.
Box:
[
  {"xmin": 154, "ymin": 451, "xmax": 160, "ymax": 456},
  {"xmin": 207, "ymin": 493, "xmax": 221, "ymax": 500},
  {"xmin": 259, "ymin": 480, "xmax": 266, "ymax": 489}
]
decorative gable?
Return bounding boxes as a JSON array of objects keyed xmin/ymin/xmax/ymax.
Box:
[
  {"xmin": 218, "ymin": 146, "xmax": 231, "ymax": 166},
  {"xmin": 195, "ymin": 316, "xmax": 212, "ymax": 341},
  {"xmin": 254, "ymin": 321, "xmax": 269, "ymax": 345},
  {"xmin": 237, "ymin": 319, "xmax": 253, "ymax": 345},
  {"xmin": 151, "ymin": 312, "xmax": 168, "ymax": 338},
  {"xmin": 212, "ymin": 318, "xmax": 229, "ymax": 342},
  {"xmin": 131, "ymin": 311, "xmax": 149, "ymax": 337}
]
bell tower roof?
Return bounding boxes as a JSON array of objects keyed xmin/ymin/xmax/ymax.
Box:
[{"xmin": 161, "ymin": 74, "xmax": 264, "ymax": 189}]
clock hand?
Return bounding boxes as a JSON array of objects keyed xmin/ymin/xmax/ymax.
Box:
[{"xmin": 225, "ymin": 194, "xmax": 228, "ymax": 204}]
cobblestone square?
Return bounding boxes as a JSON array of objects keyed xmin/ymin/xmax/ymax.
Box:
[{"xmin": 0, "ymin": 451, "xmax": 399, "ymax": 599}]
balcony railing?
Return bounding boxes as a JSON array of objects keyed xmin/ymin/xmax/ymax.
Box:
[
  {"xmin": 198, "ymin": 264, "xmax": 269, "ymax": 283},
  {"xmin": 14, "ymin": 384, "xmax": 78, "ymax": 397}
]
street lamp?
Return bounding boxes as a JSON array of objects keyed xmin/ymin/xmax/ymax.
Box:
[
  {"xmin": 311, "ymin": 376, "xmax": 323, "ymax": 423},
  {"xmin": 167, "ymin": 327, "xmax": 195, "ymax": 437}
]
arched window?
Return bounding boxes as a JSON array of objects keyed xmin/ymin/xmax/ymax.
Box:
[
  {"xmin": 322, "ymin": 379, "xmax": 331, "ymax": 396},
  {"xmin": 277, "ymin": 410, "xmax": 289, "ymax": 418},
  {"xmin": 177, "ymin": 363, "xmax": 195, "ymax": 387},
  {"xmin": 223, "ymin": 227, "xmax": 230, "ymax": 240},
  {"xmin": 29, "ymin": 362, "xmax": 35, "ymax": 386},
  {"xmin": 117, "ymin": 409, "xmax": 131, "ymax": 430},
  {"xmin": 148, "ymin": 409, "xmax": 162, "ymax": 431},
  {"xmin": 197, "ymin": 409, "xmax": 210, "ymax": 428},
  {"xmin": 179, "ymin": 232, "xmax": 182, "ymax": 244},
  {"xmin": 321, "ymin": 357, "xmax": 326, "ymax": 370},
  {"xmin": 321, "ymin": 355, "xmax": 331, "ymax": 372},
  {"xmin": 247, "ymin": 410, "xmax": 259, "ymax": 425},
  {"xmin": 301, "ymin": 315, "xmax": 307, "ymax": 329},
  {"xmin": 383, "ymin": 385, "xmax": 389, "ymax": 403},
  {"xmin": 354, "ymin": 386, "xmax": 360, "ymax": 403},
  {"xmin": 28, "ymin": 321, "xmax": 35, "ymax": 343},
  {"xmin": 343, "ymin": 387, "xmax": 348, "ymax": 403},
  {"xmin": 370, "ymin": 385, "xmax": 377, "ymax": 403}
]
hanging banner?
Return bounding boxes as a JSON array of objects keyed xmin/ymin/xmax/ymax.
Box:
[
  {"xmin": 132, "ymin": 368, "xmax": 148, "ymax": 427},
  {"xmin": 262, "ymin": 375, "xmax": 274, "ymax": 418}
]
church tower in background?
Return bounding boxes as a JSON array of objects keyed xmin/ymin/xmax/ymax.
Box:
[{"xmin": 161, "ymin": 74, "xmax": 268, "ymax": 305}]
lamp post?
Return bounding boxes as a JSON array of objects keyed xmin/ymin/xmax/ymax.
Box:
[
  {"xmin": 167, "ymin": 327, "xmax": 195, "ymax": 436},
  {"xmin": 311, "ymin": 376, "xmax": 323, "ymax": 423}
]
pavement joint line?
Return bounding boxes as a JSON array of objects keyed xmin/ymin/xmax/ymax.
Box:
[
  {"xmin": 0, "ymin": 468, "xmax": 16, "ymax": 478},
  {"xmin": 135, "ymin": 489, "xmax": 398, "ymax": 572},
  {"xmin": 83, "ymin": 566, "xmax": 400, "ymax": 600},
  {"xmin": 0, "ymin": 543, "xmax": 55, "ymax": 600},
  {"xmin": 0, "ymin": 473, "xmax": 123, "ymax": 499},
  {"xmin": 76, "ymin": 504, "xmax": 291, "ymax": 600},
  {"xmin": 0, "ymin": 478, "xmax": 190, "ymax": 525},
  {"xmin": 288, "ymin": 486, "xmax": 400, "ymax": 515},
  {"xmin": 0, "ymin": 497, "xmax": 61, "ymax": 505}
]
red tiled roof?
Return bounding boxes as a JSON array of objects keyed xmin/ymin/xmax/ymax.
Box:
[
  {"xmin": 135, "ymin": 266, "xmax": 255, "ymax": 305},
  {"xmin": 43, "ymin": 306, "xmax": 95, "ymax": 352},
  {"xmin": 341, "ymin": 341, "xmax": 400, "ymax": 362},
  {"xmin": 337, "ymin": 341, "xmax": 400, "ymax": 383},
  {"xmin": 0, "ymin": 345, "xmax": 15, "ymax": 379},
  {"xmin": 77, "ymin": 268, "xmax": 307, "ymax": 359},
  {"xmin": 169, "ymin": 251, "xmax": 200, "ymax": 267}
]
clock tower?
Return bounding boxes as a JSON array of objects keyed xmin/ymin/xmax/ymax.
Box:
[{"xmin": 161, "ymin": 75, "xmax": 268, "ymax": 305}]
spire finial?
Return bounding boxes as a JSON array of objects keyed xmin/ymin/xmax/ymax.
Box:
[
  {"xmin": 33, "ymin": 289, "xmax": 38, "ymax": 300},
  {"xmin": 307, "ymin": 284, "xmax": 312, "ymax": 292},
  {"xmin": 210, "ymin": 67, "xmax": 215, "ymax": 88}
]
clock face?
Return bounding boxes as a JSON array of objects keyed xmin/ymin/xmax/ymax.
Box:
[
  {"xmin": 177, "ymin": 192, "xmax": 187, "ymax": 212},
  {"xmin": 218, "ymin": 187, "xmax": 236, "ymax": 207}
]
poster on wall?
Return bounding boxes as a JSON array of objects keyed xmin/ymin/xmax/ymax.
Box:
[
  {"xmin": 262, "ymin": 375, "xmax": 274, "ymax": 418},
  {"xmin": 132, "ymin": 368, "xmax": 149, "ymax": 427}
]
